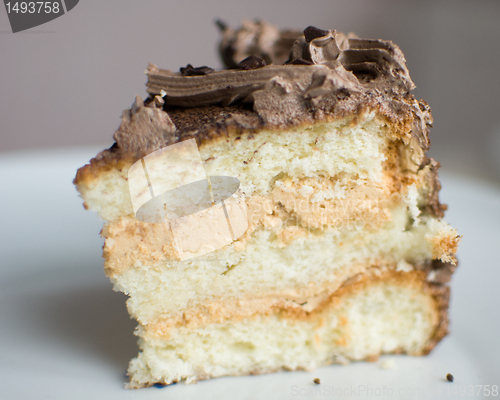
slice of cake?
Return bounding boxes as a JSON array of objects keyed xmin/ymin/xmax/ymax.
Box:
[{"xmin": 74, "ymin": 21, "xmax": 460, "ymax": 388}]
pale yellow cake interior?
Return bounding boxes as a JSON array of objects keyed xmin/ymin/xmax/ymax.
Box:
[{"xmin": 75, "ymin": 110, "xmax": 458, "ymax": 388}]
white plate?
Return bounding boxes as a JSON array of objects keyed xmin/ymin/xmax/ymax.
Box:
[{"xmin": 1, "ymin": 148, "xmax": 499, "ymax": 400}]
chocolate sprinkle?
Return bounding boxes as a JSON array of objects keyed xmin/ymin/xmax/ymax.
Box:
[
  {"xmin": 304, "ymin": 26, "xmax": 329, "ymax": 42},
  {"xmin": 313, "ymin": 378, "xmax": 321, "ymax": 384},
  {"xmin": 237, "ymin": 55, "xmax": 267, "ymax": 70},
  {"xmin": 180, "ymin": 64, "xmax": 215, "ymax": 77},
  {"xmin": 446, "ymin": 373, "xmax": 454, "ymax": 382}
]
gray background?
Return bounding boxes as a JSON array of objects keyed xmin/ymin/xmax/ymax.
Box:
[{"xmin": 1, "ymin": 0, "xmax": 499, "ymax": 184}]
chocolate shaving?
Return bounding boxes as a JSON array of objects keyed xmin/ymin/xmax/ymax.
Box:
[
  {"xmin": 180, "ymin": 64, "xmax": 215, "ymax": 77},
  {"xmin": 304, "ymin": 26, "xmax": 329, "ymax": 42},
  {"xmin": 285, "ymin": 58, "xmax": 314, "ymax": 65},
  {"xmin": 238, "ymin": 55, "xmax": 267, "ymax": 70},
  {"xmin": 215, "ymin": 19, "xmax": 228, "ymax": 32}
]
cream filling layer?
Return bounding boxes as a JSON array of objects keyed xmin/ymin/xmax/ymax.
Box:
[
  {"xmin": 102, "ymin": 165, "xmax": 418, "ymax": 274},
  {"xmin": 141, "ymin": 264, "xmax": 429, "ymax": 335},
  {"xmin": 109, "ymin": 201, "xmax": 457, "ymax": 326},
  {"xmin": 127, "ymin": 271, "xmax": 441, "ymax": 387}
]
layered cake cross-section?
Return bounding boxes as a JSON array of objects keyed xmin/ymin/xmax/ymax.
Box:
[{"xmin": 74, "ymin": 22, "xmax": 460, "ymax": 388}]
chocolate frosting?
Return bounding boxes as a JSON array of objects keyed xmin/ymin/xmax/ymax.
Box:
[
  {"xmin": 420, "ymin": 157, "xmax": 448, "ymax": 219},
  {"xmin": 113, "ymin": 95, "xmax": 176, "ymax": 151},
  {"xmin": 146, "ymin": 26, "xmax": 414, "ymax": 107},
  {"xmin": 140, "ymin": 22, "xmax": 432, "ymax": 151},
  {"xmin": 218, "ymin": 20, "xmax": 301, "ymax": 68},
  {"xmin": 110, "ymin": 22, "xmax": 432, "ymax": 165}
]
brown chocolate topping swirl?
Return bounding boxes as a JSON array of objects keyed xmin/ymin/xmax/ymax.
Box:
[
  {"xmin": 135, "ymin": 22, "xmax": 432, "ymax": 153},
  {"xmin": 146, "ymin": 23, "xmax": 415, "ymax": 111}
]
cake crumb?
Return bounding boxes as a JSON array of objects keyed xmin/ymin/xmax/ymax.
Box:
[
  {"xmin": 446, "ymin": 373, "xmax": 454, "ymax": 382},
  {"xmin": 313, "ymin": 378, "xmax": 321, "ymax": 385},
  {"xmin": 379, "ymin": 358, "xmax": 397, "ymax": 370}
]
